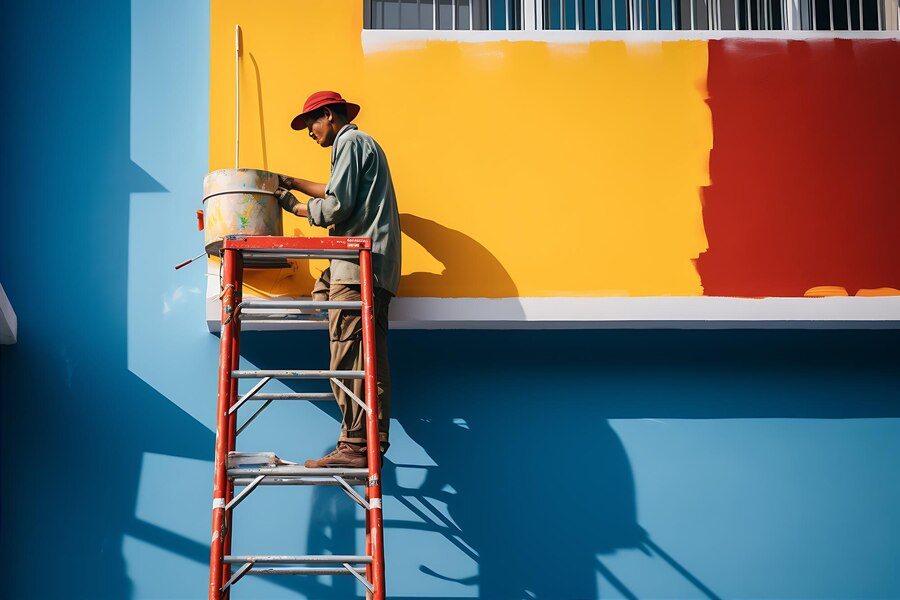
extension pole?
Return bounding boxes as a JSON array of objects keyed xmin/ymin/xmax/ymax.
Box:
[{"xmin": 235, "ymin": 24, "xmax": 241, "ymax": 169}]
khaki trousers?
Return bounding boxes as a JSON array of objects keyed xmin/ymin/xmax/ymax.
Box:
[{"xmin": 314, "ymin": 269, "xmax": 391, "ymax": 446}]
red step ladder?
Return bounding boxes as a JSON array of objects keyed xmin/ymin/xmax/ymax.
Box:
[{"xmin": 207, "ymin": 235, "xmax": 386, "ymax": 600}]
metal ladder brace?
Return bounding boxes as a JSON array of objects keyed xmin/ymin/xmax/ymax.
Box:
[{"xmin": 208, "ymin": 235, "xmax": 386, "ymax": 600}]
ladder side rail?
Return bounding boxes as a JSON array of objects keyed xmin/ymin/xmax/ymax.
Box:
[
  {"xmin": 359, "ymin": 247, "xmax": 386, "ymax": 600},
  {"xmin": 221, "ymin": 252, "xmax": 244, "ymax": 598},
  {"xmin": 209, "ymin": 248, "xmax": 241, "ymax": 600}
]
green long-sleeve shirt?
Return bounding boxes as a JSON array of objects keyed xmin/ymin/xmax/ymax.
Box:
[{"xmin": 307, "ymin": 124, "xmax": 402, "ymax": 295}]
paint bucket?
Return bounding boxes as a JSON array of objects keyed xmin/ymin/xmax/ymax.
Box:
[{"xmin": 202, "ymin": 168, "xmax": 283, "ymax": 254}]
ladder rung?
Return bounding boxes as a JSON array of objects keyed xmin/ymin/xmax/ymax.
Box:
[
  {"xmin": 231, "ymin": 370, "xmax": 365, "ymax": 379},
  {"xmin": 241, "ymin": 300, "xmax": 362, "ymax": 310},
  {"xmin": 247, "ymin": 567, "xmax": 366, "ymax": 576},
  {"xmin": 233, "ymin": 477, "xmax": 354, "ymax": 486},
  {"xmin": 241, "ymin": 249, "xmax": 359, "ymax": 260},
  {"xmin": 246, "ymin": 393, "xmax": 334, "ymax": 401},
  {"xmin": 239, "ymin": 312, "xmax": 326, "ymax": 322},
  {"xmin": 225, "ymin": 555, "xmax": 371, "ymax": 564},
  {"xmin": 228, "ymin": 466, "xmax": 368, "ymax": 479}
]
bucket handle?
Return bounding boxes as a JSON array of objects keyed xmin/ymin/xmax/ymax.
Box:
[{"xmin": 202, "ymin": 188, "xmax": 275, "ymax": 203}]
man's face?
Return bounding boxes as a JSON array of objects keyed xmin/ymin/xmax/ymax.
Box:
[{"xmin": 306, "ymin": 109, "xmax": 336, "ymax": 147}]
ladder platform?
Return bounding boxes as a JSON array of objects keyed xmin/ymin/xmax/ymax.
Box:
[
  {"xmin": 223, "ymin": 235, "xmax": 370, "ymax": 253},
  {"xmin": 232, "ymin": 369, "xmax": 365, "ymax": 379},
  {"xmin": 225, "ymin": 555, "xmax": 372, "ymax": 564},
  {"xmin": 241, "ymin": 249, "xmax": 360, "ymax": 260}
]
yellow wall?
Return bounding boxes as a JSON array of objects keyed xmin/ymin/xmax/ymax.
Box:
[{"xmin": 210, "ymin": 0, "xmax": 711, "ymax": 298}]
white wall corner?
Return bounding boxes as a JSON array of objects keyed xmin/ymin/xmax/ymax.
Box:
[{"xmin": 0, "ymin": 282, "xmax": 18, "ymax": 345}]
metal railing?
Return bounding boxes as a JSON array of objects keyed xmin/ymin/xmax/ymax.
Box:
[{"xmin": 364, "ymin": 0, "xmax": 899, "ymax": 30}]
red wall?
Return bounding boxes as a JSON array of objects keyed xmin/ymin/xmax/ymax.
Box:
[{"xmin": 696, "ymin": 39, "xmax": 900, "ymax": 297}]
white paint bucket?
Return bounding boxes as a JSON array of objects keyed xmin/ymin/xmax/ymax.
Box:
[{"xmin": 202, "ymin": 168, "xmax": 283, "ymax": 254}]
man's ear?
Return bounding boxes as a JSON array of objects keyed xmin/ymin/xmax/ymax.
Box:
[{"xmin": 323, "ymin": 106, "xmax": 334, "ymax": 123}]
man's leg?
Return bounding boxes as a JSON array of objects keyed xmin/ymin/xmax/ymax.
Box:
[
  {"xmin": 304, "ymin": 281, "xmax": 390, "ymax": 467},
  {"xmin": 330, "ymin": 283, "xmax": 367, "ymax": 445}
]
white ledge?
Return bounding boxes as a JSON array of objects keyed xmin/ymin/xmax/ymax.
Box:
[{"xmin": 207, "ymin": 295, "xmax": 900, "ymax": 332}]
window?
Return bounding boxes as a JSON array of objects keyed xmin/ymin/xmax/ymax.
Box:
[{"xmin": 364, "ymin": 0, "xmax": 899, "ymax": 30}]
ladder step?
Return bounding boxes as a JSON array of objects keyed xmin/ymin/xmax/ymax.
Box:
[
  {"xmin": 246, "ymin": 392, "xmax": 335, "ymax": 401},
  {"xmin": 228, "ymin": 465, "xmax": 368, "ymax": 481},
  {"xmin": 232, "ymin": 477, "xmax": 362, "ymax": 486},
  {"xmin": 239, "ymin": 313, "xmax": 327, "ymax": 322},
  {"xmin": 241, "ymin": 300, "xmax": 362, "ymax": 310},
  {"xmin": 246, "ymin": 567, "xmax": 366, "ymax": 576},
  {"xmin": 225, "ymin": 555, "xmax": 371, "ymax": 564},
  {"xmin": 232, "ymin": 369, "xmax": 365, "ymax": 380}
]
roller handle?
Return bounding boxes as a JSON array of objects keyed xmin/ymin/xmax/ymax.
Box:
[{"xmin": 175, "ymin": 251, "xmax": 207, "ymax": 270}]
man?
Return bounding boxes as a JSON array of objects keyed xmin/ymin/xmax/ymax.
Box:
[{"xmin": 274, "ymin": 90, "xmax": 401, "ymax": 468}]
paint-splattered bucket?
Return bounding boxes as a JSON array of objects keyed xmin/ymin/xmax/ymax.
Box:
[{"xmin": 202, "ymin": 168, "xmax": 283, "ymax": 254}]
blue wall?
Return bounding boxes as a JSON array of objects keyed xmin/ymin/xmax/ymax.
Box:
[{"xmin": 1, "ymin": 1, "xmax": 899, "ymax": 599}]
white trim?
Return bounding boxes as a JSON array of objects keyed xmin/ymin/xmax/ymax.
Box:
[
  {"xmin": 361, "ymin": 28, "xmax": 899, "ymax": 53},
  {"xmin": 206, "ymin": 294, "xmax": 900, "ymax": 332},
  {"xmin": 0, "ymin": 282, "xmax": 17, "ymax": 345}
]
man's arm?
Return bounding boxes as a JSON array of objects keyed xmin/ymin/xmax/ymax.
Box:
[
  {"xmin": 279, "ymin": 175, "xmax": 326, "ymax": 199},
  {"xmin": 307, "ymin": 138, "xmax": 362, "ymax": 228}
]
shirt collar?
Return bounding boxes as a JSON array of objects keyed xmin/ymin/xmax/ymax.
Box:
[{"xmin": 331, "ymin": 123, "xmax": 359, "ymax": 165}]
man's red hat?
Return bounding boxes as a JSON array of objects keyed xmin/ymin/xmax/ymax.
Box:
[{"xmin": 291, "ymin": 90, "xmax": 361, "ymax": 130}]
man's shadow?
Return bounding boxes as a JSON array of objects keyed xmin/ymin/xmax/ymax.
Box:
[{"xmin": 398, "ymin": 214, "xmax": 522, "ymax": 305}]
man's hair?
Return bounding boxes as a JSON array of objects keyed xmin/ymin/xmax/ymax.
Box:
[{"xmin": 309, "ymin": 103, "xmax": 349, "ymax": 123}]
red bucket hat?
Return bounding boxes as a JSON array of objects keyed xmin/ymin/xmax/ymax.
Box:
[{"xmin": 291, "ymin": 90, "xmax": 361, "ymax": 130}]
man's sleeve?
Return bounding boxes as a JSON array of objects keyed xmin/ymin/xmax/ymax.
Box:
[{"xmin": 307, "ymin": 137, "xmax": 362, "ymax": 228}]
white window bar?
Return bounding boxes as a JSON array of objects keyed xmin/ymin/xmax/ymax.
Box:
[{"xmin": 364, "ymin": 0, "xmax": 897, "ymax": 31}]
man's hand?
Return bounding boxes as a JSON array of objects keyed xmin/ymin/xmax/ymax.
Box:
[
  {"xmin": 274, "ymin": 187, "xmax": 309, "ymax": 218},
  {"xmin": 277, "ymin": 173, "xmax": 295, "ymax": 190},
  {"xmin": 275, "ymin": 187, "xmax": 299, "ymax": 212}
]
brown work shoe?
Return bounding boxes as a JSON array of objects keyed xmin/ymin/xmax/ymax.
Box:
[{"xmin": 304, "ymin": 442, "xmax": 367, "ymax": 468}]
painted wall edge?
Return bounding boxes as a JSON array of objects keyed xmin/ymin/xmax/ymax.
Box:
[{"xmin": 206, "ymin": 295, "xmax": 900, "ymax": 331}]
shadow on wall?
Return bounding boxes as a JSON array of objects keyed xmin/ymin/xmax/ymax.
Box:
[
  {"xmin": 1, "ymin": 338, "xmax": 214, "ymax": 600},
  {"xmin": 235, "ymin": 329, "xmax": 900, "ymax": 599},
  {"xmin": 398, "ymin": 213, "xmax": 522, "ymax": 303},
  {"xmin": 0, "ymin": 3, "xmax": 214, "ymax": 599}
]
